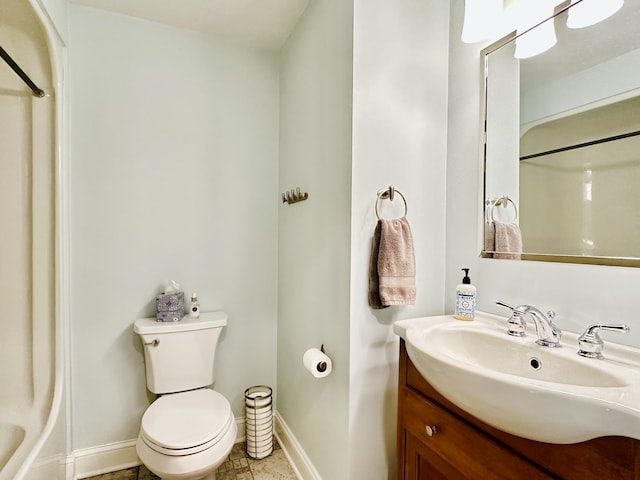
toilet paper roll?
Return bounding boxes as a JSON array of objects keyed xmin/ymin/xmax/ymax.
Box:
[{"xmin": 303, "ymin": 348, "xmax": 332, "ymax": 378}]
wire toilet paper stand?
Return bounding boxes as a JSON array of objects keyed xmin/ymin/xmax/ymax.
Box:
[{"xmin": 244, "ymin": 385, "xmax": 273, "ymax": 459}]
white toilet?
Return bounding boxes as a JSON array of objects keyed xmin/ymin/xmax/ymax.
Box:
[{"xmin": 134, "ymin": 311, "xmax": 236, "ymax": 480}]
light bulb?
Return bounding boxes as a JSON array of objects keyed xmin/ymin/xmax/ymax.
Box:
[
  {"xmin": 515, "ymin": 17, "xmax": 557, "ymax": 58},
  {"xmin": 462, "ymin": 0, "xmax": 507, "ymax": 43},
  {"xmin": 513, "ymin": 0, "xmax": 557, "ymax": 59},
  {"xmin": 567, "ymin": 0, "xmax": 624, "ymax": 29}
]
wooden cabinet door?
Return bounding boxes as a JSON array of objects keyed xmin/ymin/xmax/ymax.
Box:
[
  {"xmin": 402, "ymin": 388, "xmax": 553, "ymax": 480},
  {"xmin": 405, "ymin": 431, "xmax": 465, "ymax": 480}
]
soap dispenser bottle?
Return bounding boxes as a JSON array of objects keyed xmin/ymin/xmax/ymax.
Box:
[
  {"xmin": 454, "ymin": 268, "xmax": 476, "ymax": 321},
  {"xmin": 188, "ymin": 293, "xmax": 200, "ymax": 319}
]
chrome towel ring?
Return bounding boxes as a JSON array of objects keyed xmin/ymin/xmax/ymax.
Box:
[{"xmin": 375, "ymin": 185, "xmax": 408, "ymax": 220}]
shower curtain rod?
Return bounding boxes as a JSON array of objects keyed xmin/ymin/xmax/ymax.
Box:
[
  {"xmin": 519, "ymin": 129, "xmax": 640, "ymax": 161},
  {"xmin": 0, "ymin": 45, "xmax": 45, "ymax": 98}
]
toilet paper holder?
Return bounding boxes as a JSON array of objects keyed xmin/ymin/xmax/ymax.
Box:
[
  {"xmin": 303, "ymin": 344, "xmax": 332, "ymax": 378},
  {"xmin": 317, "ymin": 345, "xmax": 327, "ymax": 372}
]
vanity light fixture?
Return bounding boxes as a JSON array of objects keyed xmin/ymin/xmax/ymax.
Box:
[
  {"xmin": 462, "ymin": 0, "xmax": 624, "ymax": 59},
  {"xmin": 462, "ymin": 0, "xmax": 561, "ymax": 50},
  {"xmin": 566, "ymin": 0, "xmax": 624, "ymax": 29},
  {"xmin": 513, "ymin": 1, "xmax": 558, "ymax": 59},
  {"xmin": 514, "ymin": 22, "xmax": 557, "ymax": 58},
  {"xmin": 512, "ymin": 0, "xmax": 558, "ymax": 58},
  {"xmin": 461, "ymin": 0, "xmax": 508, "ymax": 43}
]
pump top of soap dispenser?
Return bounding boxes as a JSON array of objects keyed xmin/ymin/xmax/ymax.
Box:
[{"xmin": 461, "ymin": 268, "xmax": 471, "ymax": 284}]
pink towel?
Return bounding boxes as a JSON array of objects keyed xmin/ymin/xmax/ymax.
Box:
[
  {"xmin": 368, "ymin": 221, "xmax": 386, "ymax": 309},
  {"xmin": 493, "ymin": 221, "xmax": 522, "ymax": 260},
  {"xmin": 484, "ymin": 222, "xmax": 496, "ymax": 258},
  {"xmin": 369, "ymin": 217, "xmax": 416, "ymax": 308}
]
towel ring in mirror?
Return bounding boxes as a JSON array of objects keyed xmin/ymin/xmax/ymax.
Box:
[{"xmin": 486, "ymin": 196, "xmax": 518, "ymax": 223}]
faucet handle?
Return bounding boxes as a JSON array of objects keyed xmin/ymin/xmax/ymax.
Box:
[
  {"xmin": 496, "ymin": 301, "xmax": 527, "ymax": 337},
  {"xmin": 496, "ymin": 301, "xmax": 529, "ymax": 315},
  {"xmin": 496, "ymin": 301, "xmax": 515, "ymax": 311},
  {"xmin": 577, "ymin": 323, "xmax": 630, "ymax": 359}
]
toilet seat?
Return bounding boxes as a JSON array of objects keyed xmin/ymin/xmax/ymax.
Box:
[{"xmin": 141, "ymin": 389, "xmax": 233, "ymax": 456}]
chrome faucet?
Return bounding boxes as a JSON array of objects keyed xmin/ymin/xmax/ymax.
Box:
[
  {"xmin": 497, "ymin": 301, "xmax": 562, "ymax": 347},
  {"xmin": 577, "ymin": 324, "xmax": 630, "ymax": 358}
]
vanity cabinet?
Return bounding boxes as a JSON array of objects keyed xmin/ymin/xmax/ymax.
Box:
[{"xmin": 397, "ymin": 340, "xmax": 640, "ymax": 479}]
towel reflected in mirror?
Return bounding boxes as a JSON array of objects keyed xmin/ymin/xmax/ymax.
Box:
[{"xmin": 484, "ymin": 221, "xmax": 523, "ymax": 260}]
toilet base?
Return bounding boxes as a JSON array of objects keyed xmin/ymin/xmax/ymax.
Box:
[
  {"xmin": 136, "ymin": 419, "xmax": 236, "ymax": 480},
  {"xmin": 156, "ymin": 474, "xmax": 215, "ymax": 480},
  {"xmin": 153, "ymin": 472, "xmax": 215, "ymax": 480},
  {"xmin": 165, "ymin": 473, "xmax": 215, "ymax": 480}
]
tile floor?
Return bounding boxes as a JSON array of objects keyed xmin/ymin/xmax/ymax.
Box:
[{"xmin": 84, "ymin": 440, "xmax": 297, "ymax": 480}]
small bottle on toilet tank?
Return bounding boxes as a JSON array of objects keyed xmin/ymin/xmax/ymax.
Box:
[{"xmin": 188, "ymin": 293, "xmax": 200, "ymax": 319}]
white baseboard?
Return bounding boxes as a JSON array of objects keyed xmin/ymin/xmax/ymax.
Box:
[
  {"xmin": 274, "ymin": 411, "xmax": 321, "ymax": 480},
  {"xmin": 67, "ymin": 415, "xmax": 319, "ymax": 480},
  {"xmin": 236, "ymin": 415, "xmax": 245, "ymax": 443},
  {"xmin": 69, "ymin": 417, "xmax": 245, "ymax": 479},
  {"xmin": 70, "ymin": 439, "xmax": 139, "ymax": 479}
]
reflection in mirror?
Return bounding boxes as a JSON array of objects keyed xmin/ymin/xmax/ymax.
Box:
[{"xmin": 481, "ymin": 1, "xmax": 640, "ymax": 266}]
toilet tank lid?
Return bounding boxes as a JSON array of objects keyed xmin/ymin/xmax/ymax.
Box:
[{"xmin": 134, "ymin": 311, "xmax": 227, "ymax": 335}]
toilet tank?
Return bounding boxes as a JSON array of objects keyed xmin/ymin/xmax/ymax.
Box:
[{"xmin": 134, "ymin": 311, "xmax": 227, "ymax": 394}]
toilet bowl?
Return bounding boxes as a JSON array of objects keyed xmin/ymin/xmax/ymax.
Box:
[
  {"xmin": 133, "ymin": 313, "xmax": 235, "ymax": 480},
  {"xmin": 136, "ymin": 389, "xmax": 237, "ymax": 480}
]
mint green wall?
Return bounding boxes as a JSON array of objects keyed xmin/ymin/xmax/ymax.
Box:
[
  {"xmin": 277, "ymin": 1, "xmax": 450, "ymax": 478},
  {"xmin": 69, "ymin": 5, "xmax": 279, "ymax": 449},
  {"xmin": 349, "ymin": 0, "xmax": 449, "ymax": 477},
  {"xmin": 277, "ymin": 1, "xmax": 354, "ymax": 478}
]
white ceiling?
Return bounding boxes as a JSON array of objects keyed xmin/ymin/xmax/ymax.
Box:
[{"xmin": 70, "ymin": 0, "xmax": 311, "ymax": 51}]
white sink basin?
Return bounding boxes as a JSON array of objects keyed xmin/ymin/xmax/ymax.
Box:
[{"xmin": 394, "ymin": 312, "xmax": 640, "ymax": 444}]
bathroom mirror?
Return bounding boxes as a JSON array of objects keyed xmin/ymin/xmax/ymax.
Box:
[{"xmin": 481, "ymin": 1, "xmax": 640, "ymax": 267}]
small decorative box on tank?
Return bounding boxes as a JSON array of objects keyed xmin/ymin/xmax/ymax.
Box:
[{"xmin": 155, "ymin": 292, "xmax": 184, "ymax": 322}]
